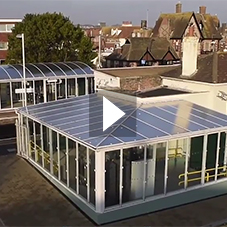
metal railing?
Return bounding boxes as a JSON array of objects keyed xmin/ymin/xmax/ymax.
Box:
[
  {"xmin": 178, "ymin": 166, "xmax": 227, "ymax": 186},
  {"xmin": 29, "ymin": 140, "xmax": 58, "ymax": 172}
]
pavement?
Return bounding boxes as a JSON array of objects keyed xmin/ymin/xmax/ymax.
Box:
[{"xmin": 1, "ymin": 145, "xmax": 227, "ymax": 226}]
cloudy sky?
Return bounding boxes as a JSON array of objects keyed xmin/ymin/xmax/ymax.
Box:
[{"xmin": 1, "ymin": 0, "xmax": 227, "ymax": 26}]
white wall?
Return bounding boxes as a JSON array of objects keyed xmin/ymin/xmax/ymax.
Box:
[
  {"xmin": 162, "ymin": 77, "xmax": 227, "ymax": 114},
  {"xmin": 93, "ymin": 70, "xmax": 120, "ymax": 88}
]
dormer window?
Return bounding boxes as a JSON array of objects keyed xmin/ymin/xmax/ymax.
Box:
[{"xmin": 199, "ymin": 22, "xmax": 203, "ymax": 31}]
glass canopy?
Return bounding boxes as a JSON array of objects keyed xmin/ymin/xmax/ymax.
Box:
[
  {"xmin": 0, "ymin": 61, "xmax": 93, "ymax": 80},
  {"xmin": 19, "ymin": 93, "xmax": 227, "ymax": 149}
]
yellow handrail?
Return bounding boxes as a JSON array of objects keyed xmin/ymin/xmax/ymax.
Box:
[
  {"xmin": 178, "ymin": 165, "xmax": 227, "ymax": 186},
  {"xmin": 30, "ymin": 140, "xmax": 58, "ymax": 172}
]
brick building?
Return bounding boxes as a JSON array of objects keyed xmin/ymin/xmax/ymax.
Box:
[{"xmin": 0, "ymin": 19, "xmax": 22, "ymax": 64}]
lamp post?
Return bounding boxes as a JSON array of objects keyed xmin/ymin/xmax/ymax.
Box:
[{"xmin": 16, "ymin": 33, "xmax": 26, "ymax": 107}]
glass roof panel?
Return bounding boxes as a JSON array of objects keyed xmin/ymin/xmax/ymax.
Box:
[
  {"xmin": 133, "ymin": 109, "xmax": 191, "ymax": 134},
  {"xmin": 85, "ymin": 136, "xmax": 108, "ymax": 147},
  {"xmin": 65, "ymin": 62, "xmax": 84, "ymax": 75},
  {"xmin": 0, "ymin": 66, "xmax": 10, "ymax": 79},
  {"xmin": 163, "ymin": 104, "xmax": 226, "ymax": 128},
  {"xmin": 2, "ymin": 65, "xmax": 22, "ymax": 78},
  {"xmin": 11, "ymin": 64, "xmax": 34, "ymax": 78},
  {"xmin": 32, "ymin": 63, "xmax": 56, "ymax": 77},
  {"xmin": 55, "ymin": 62, "xmax": 76, "ymax": 75},
  {"xmin": 74, "ymin": 62, "xmax": 93, "ymax": 74},
  {"xmin": 122, "ymin": 116, "xmax": 168, "ymax": 138},
  {"xmin": 25, "ymin": 64, "xmax": 45, "ymax": 78},
  {"xmin": 147, "ymin": 106, "xmax": 213, "ymax": 131},
  {"xmin": 112, "ymin": 126, "xmax": 146, "ymax": 143},
  {"xmin": 44, "ymin": 63, "xmax": 66, "ymax": 76},
  {"xmin": 98, "ymin": 136, "xmax": 123, "ymax": 147}
]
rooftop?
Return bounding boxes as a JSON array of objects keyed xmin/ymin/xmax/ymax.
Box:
[
  {"xmin": 162, "ymin": 52, "xmax": 227, "ymax": 83},
  {"xmin": 99, "ymin": 65, "xmax": 179, "ymax": 78},
  {"xmin": 19, "ymin": 92, "xmax": 227, "ymax": 151},
  {"xmin": 0, "ymin": 61, "xmax": 93, "ymax": 80},
  {"xmin": 2, "ymin": 154, "xmax": 227, "ymax": 226}
]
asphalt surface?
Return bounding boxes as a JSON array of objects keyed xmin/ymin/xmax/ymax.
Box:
[{"xmin": 1, "ymin": 125, "xmax": 227, "ymax": 226}]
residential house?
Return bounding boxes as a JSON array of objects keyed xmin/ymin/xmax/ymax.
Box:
[
  {"xmin": 0, "ymin": 18, "xmax": 22, "ymax": 64},
  {"xmin": 152, "ymin": 2, "xmax": 222, "ymax": 57},
  {"xmin": 105, "ymin": 37, "xmax": 180, "ymax": 68}
]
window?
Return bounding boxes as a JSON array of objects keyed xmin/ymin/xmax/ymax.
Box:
[
  {"xmin": 0, "ymin": 24, "xmax": 15, "ymax": 32},
  {"xmin": 0, "ymin": 42, "xmax": 8, "ymax": 50},
  {"xmin": 6, "ymin": 24, "xmax": 15, "ymax": 31}
]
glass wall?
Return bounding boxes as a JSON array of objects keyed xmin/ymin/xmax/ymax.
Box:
[
  {"xmin": 34, "ymin": 121, "xmax": 42, "ymax": 165},
  {"xmin": 105, "ymin": 150, "xmax": 120, "ymax": 208},
  {"xmin": 57, "ymin": 79, "xmax": 66, "ymax": 100},
  {"xmin": 68, "ymin": 138, "xmax": 77, "ymax": 191},
  {"xmin": 167, "ymin": 139, "xmax": 187, "ymax": 193},
  {"xmin": 186, "ymin": 136, "xmax": 203, "ymax": 188},
  {"xmin": 89, "ymin": 148, "xmax": 95, "ymax": 205},
  {"xmin": 78, "ymin": 143, "xmax": 87, "ymax": 199},
  {"xmin": 154, "ymin": 142, "xmax": 166, "ymax": 195},
  {"xmin": 28, "ymin": 118, "xmax": 35, "ymax": 160},
  {"xmin": 35, "ymin": 80, "xmax": 44, "ymax": 104},
  {"xmin": 78, "ymin": 78, "xmax": 85, "ymax": 96},
  {"xmin": 42, "ymin": 125, "xmax": 51, "ymax": 172},
  {"xmin": 26, "ymin": 81, "xmax": 34, "ymax": 105},
  {"xmin": 0, "ymin": 83, "xmax": 11, "ymax": 108},
  {"xmin": 122, "ymin": 146, "xmax": 145, "ymax": 203},
  {"xmin": 88, "ymin": 77, "xmax": 94, "ymax": 94},
  {"xmin": 52, "ymin": 130, "xmax": 59, "ymax": 178},
  {"xmin": 0, "ymin": 76, "xmax": 95, "ymax": 110},
  {"xmin": 12, "ymin": 82, "xmax": 23, "ymax": 108},
  {"xmin": 59, "ymin": 134, "xmax": 67, "ymax": 184},
  {"xmin": 67, "ymin": 78, "xmax": 76, "ymax": 97}
]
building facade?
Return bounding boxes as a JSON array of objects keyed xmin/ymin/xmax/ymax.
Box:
[{"xmin": 0, "ymin": 19, "xmax": 22, "ymax": 64}]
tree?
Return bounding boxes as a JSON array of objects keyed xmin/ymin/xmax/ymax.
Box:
[{"xmin": 6, "ymin": 12, "xmax": 96, "ymax": 65}]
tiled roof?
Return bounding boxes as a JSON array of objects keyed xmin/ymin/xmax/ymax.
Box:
[
  {"xmin": 99, "ymin": 65, "xmax": 179, "ymax": 78},
  {"xmin": 106, "ymin": 37, "xmax": 179, "ymax": 61},
  {"xmin": 152, "ymin": 12, "xmax": 222, "ymax": 40},
  {"xmin": 108, "ymin": 26, "xmax": 141, "ymax": 39},
  {"xmin": 161, "ymin": 52, "xmax": 227, "ymax": 83}
]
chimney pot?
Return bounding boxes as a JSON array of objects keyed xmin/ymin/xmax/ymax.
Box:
[
  {"xmin": 199, "ymin": 6, "xmax": 206, "ymax": 15},
  {"xmin": 176, "ymin": 2, "xmax": 182, "ymax": 13}
]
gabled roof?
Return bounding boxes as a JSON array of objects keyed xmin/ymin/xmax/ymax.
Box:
[
  {"xmin": 152, "ymin": 11, "xmax": 222, "ymax": 40},
  {"xmin": 106, "ymin": 37, "xmax": 179, "ymax": 61},
  {"xmin": 195, "ymin": 14, "xmax": 222, "ymax": 39}
]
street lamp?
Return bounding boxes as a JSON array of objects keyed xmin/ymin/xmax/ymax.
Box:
[{"xmin": 16, "ymin": 33, "xmax": 26, "ymax": 107}]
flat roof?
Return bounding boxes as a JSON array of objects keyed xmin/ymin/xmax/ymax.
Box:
[
  {"xmin": 0, "ymin": 61, "xmax": 93, "ymax": 80},
  {"xmin": 0, "ymin": 19, "xmax": 22, "ymax": 23},
  {"xmin": 19, "ymin": 93, "xmax": 227, "ymax": 150}
]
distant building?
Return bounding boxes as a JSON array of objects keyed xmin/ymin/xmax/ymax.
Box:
[
  {"xmin": 152, "ymin": 3, "xmax": 222, "ymax": 57},
  {"xmin": 105, "ymin": 37, "xmax": 179, "ymax": 68},
  {"xmin": 0, "ymin": 18, "xmax": 22, "ymax": 64}
]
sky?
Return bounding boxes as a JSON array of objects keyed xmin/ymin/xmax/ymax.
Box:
[{"xmin": 1, "ymin": 0, "xmax": 227, "ymax": 27}]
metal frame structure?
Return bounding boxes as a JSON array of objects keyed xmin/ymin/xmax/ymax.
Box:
[
  {"xmin": 0, "ymin": 61, "xmax": 94, "ymax": 110},
  {"xmin": 16, "ymin": 92, "xmax": 227, "ymax": 224}
]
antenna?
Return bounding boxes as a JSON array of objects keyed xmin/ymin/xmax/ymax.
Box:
[{"xmin": 147, "ymin": 9, "xmax": 149, "ymax": 29}]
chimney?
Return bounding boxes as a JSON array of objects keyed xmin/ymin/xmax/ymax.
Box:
[
  {"xmin": 182, "ymin": 36, "xmax": 199, "ymax": 77},
  {"xmin": 212, "ymin": 49, "xmax": 218, "ymax": 83},
  {"xmin": 176, "ymin": 1, "xmax": 182, "ymax": 13},
  {"xmin": 199, "ymin": 6, "xmax": 206, "ymax": 15}
]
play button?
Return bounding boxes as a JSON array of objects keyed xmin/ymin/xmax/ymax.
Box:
[{"xmin": 103, "ymin": 96, "xmax": 125, "ymax": 132}]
